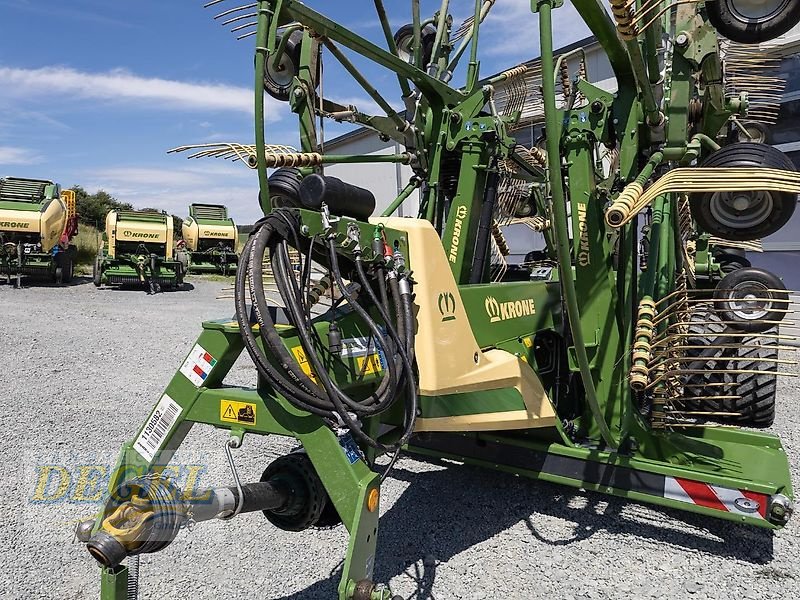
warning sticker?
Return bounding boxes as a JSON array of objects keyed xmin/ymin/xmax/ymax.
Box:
[
  {"xmin": 342, "ymin": 337, "xmax": 384, "ymax": 374},
  {"xmin": 180, "ymin": 344, "xmax": 218, "ymax": 387},
  {"xmin": 291, "ymin": 346, "xmax": 318, "ymax": 383},
  {"xmin": 220, "ymin": 400, "xmax": 256, "ymax": 426},
  {"xmin": 133, "ymin": 394, "xmax": 182, "ymax": 462}
]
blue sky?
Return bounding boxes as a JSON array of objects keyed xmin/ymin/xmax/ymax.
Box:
[{"xmin": 0, "ymin": 0, "xmax": 592, "ymax": 223}]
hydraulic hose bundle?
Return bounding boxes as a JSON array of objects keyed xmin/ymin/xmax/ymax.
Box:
[{"xmin": 234, "ymin": 209, "xmax": 417, "ymax": 456}]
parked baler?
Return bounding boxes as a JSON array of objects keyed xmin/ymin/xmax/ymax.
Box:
[
  {"xmin": 177, "ymin": 203, "xmax": 238, "ymax": 275},
  {"xmin": 0, "ymin": 176, "xmax": 78, "ymax": 287},
  {"xmin": 94, "ymin": 210, "xmax": 184, "ymax": 293}
]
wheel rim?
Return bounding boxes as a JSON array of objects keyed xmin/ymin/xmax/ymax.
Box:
[
  {"xmin": 725, "ymin": 280, "xmax": 772, "ymax": 320},
  {"xmin": 395, "ymin": 33, "xmax": 415, "ymax": 64},
  {"xmin": 266, "ymin": 53, "xmax": 297, "ymax": 88},
  {"xmin": 729, "ymin": 0, "xmax": 790, "ymax": 22},
  {"xmin": 737, "ymin": 125, "xmax": 767, "ymax": 144},
  {"xmin": 708, "ymin": 189, "xmax": 774, "ymax": 231}
]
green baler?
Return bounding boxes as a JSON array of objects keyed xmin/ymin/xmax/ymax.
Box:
[
  {"xmin": 94, "ymin": 209, "xmax": 184, "ymax": 293},
  {"xmin": 177, "ymin": 203, "xmax": 238, "ymax": 275}
]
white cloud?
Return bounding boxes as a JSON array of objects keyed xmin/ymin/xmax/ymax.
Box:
[
  {"xmin": 81, "ymin": 164, "xmax": 262, "ymax": 222},
  {"xmin": 0, "ymin": 65, "xmax": 286, "ymax": 121},
  {"xmin": 0, "ymin": 145, "xmax": 42, "ymax": 165},
  {"xmin": 482, "ymin": 0, "xmax": 595, "ymax": 58}
]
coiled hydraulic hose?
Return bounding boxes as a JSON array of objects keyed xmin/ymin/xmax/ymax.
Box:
[{"xmin": 234, "ymin": 209, "xmax": 417, "ymax": 453}]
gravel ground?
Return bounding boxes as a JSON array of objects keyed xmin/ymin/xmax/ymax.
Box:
[{"xmin": 2, "ymin": 276, "xmax": 799, "ymax": 600}]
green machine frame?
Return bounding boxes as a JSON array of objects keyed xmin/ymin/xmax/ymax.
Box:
[{"xmin": 81, "ymin": 1, "xmax": 798, "ymax": 599}]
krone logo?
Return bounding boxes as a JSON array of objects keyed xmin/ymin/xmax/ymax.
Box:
[
  {"xmin": 485, "ymin": 296, "xmax": 536, "ymax": 323},
  {"xmin": 437, "ymin": 291, "xmax": 456, "ymax": 322},
  {"xmin": 123, "ymin": 230, "xmax": 160, "ymax": 239},
  {"xmin": 577, "ymin": 203, "xmax": 590, "ymax": 267},
  {"xmin": 0, "ymin": 221, "xmax": 29, "ymax": 228},
  {"xmin": 448, "ymin": 205, "xmax": 468, "ymax": 264},
  {"xmin": 203, "ymin": 231, "xmax": 230, "ymax": 237}
]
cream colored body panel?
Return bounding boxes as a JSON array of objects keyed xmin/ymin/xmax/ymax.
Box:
[
  {"xmin": 106, "ymin": 211, "xmax": 174, "ymax": 259},
  {"xmin": 372, "ymin": 217, "xmax": 557, "ymax": 431},
  {"xmin": 182, "ymin": 219, "xmax": 237, "ymax": 251},
  {"xmin": 0, "ymin": 198, "xmax": 67, "ymax": 250}
]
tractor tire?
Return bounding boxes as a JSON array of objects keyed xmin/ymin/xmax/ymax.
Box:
[
  {"xmin": 63, "ymin": 255, "xmax": 73, "ymax": 284},
  {"xmin": 714, "ymin": 267, "xmax": 788, "ymax": 332},
  {"xmin": 267, "ymin": 168, "xmax": 303, "ymax": 209},
  {"xmin": 690, "ymin": 143, "xmax": 797, "ymax": 241},
  {"xmin": 55, "ymin": 267, "xmax": 63, "ymax": 285},
  {"xmin": 706, "ymin": 0, "xmax": 800, "ymax": 44},
  {"xmin": 264, "ymin": 30, "xmax": 303, "ymax": 101},
  {"xmin": 393, "ymin": 23, "xmax": 437, "ymax": 67},
  {"xmin": 680, "ymin": 306, "xmax": 777, "ymax": 427},
  {"xmin": 93, "ymin": 257, "xmax": 102, "ymax": 287},
  {"xmin": 716, "ymin": 252, "xmax": 751, "ymax": 274}
]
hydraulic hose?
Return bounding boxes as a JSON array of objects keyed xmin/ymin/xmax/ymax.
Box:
[{"xmin": 234, "ymin": 209, "xmax": 417, "ymax": 452}]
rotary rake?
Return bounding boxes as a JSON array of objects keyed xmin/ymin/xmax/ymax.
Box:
[{"xmin": 77, "ymin": 1, "xmax": 800, "ymax": 598}]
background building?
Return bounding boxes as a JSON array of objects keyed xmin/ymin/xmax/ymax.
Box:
[{"xmin": 325, "ymin": 28, "xmax": 800, "ymax": 288}]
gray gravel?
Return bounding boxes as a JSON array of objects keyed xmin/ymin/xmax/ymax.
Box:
[{"xmin": 2, "ymin": 276, "xmax": 800, "ymax": 600}]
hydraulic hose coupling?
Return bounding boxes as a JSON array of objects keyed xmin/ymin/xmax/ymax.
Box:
[
  {"xmin": 609, "ymin": 0, "xmax": 637, "ymax": 40},
  {"xmin": 605, "ymin": 181, "xmax": 644, "ymax": 228},
  {"xmin": 629, "ymin": 298, "xmax": 657, "ymax": 391}
]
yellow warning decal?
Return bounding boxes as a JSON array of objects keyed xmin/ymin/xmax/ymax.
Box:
[
  {"xmin": 291, "ymin": 346, "xmax": 318, "ymax": 383},
  {"xmin": 220, "ymin": 400, "xmax": 257, "ymax": 425},
  {"xmin": 522, "ymin": 337, "xmax": 533, "ymax": 348},
  {"xmin": 357, "ymin": 354, "xmax": 383, "ymax": 375}
]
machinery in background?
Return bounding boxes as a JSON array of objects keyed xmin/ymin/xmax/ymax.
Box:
[
  {"xmin": 94, "ymin": 210, "xmax": 184, "ymax": 294},
  {"xmin": 176, "ymin": 203, "xmax": 238, "ymax": 275},
  {"xmin": 78, "ymin": 1, "xmax": 800, "ymax": 599},
  {"xmin": 0, "ymin": 176, "xmax": 78, "ymax": 288}
]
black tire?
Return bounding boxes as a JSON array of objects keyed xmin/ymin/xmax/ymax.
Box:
[
  {"xmin": 680, "ymin": 306, "xmax": 777, "ymax": 428},
  {"xmin": 716, "ymin": 251, "xmax": 751, "ymax": 274},
  {"xmin": 260, "ymin": 453, "xmax": 326, "ymax": 532},
  {"xmin": 706, "ymin": 0, "xmax": 800, "ymax": 44},
  {"xmin": 264, "ymin": 30, "xmax": 303, "ymax": 101},
  {"xmin": 63, "ymin": 256, "xmax": 73, "ymax": 284},
  {"xmin": 55, "ymin": 267, "xmax": 63, "ymax": 285},
  {"xmin": 690, "ymin": 143, "xmax": 797, "ymax": 241},
  {"xmin": 714, "ymin": 267, "xmax": 789, "ymax": 332},
  {"xmin": 93, "ymin": 257, "xmax": 102, "ymax": 287},
  {"xmin": 393, "ymin": 24, "xmax": 437, "ymax": 67},
  {"xmin": 267, "ymin": 168, "xmax": 302, "ymax": 209}
]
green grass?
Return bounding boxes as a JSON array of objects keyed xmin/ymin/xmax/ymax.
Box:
[{"xmin": 73, "ymin": 225, "xmax": 101, "ymax": 266}]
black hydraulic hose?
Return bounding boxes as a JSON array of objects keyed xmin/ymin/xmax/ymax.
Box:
[
  {"xmin": 249, "ymin": 224, "xmax": 323, "ymax": 395},
  {"xmin": 273, "ymin": 243, "xmax": 397, "ymax": 414},
  {"xmin": 233, "ymin": 210, "xmax": 417, "ymax": 452},
  {"xmin": 235, "ymin": 235, "xmax": 333, "ymax": 416},
  {"xmin": 354, "ymin": 257, "xmax": 418, "ymax": 446},
  {"xmin": 388, "ymin": 274, "xmax": 405, "ymax": 351},
  {"xmin": 469, "ymin": 165, "xmax": 500, "ymax": 284}
]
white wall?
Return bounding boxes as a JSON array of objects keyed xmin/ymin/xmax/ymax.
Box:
[{"xmin": 323, "ymin": 133, "xmax": 420, "ymax": 218}]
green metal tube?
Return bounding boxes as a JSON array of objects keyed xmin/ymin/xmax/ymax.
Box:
[
  {"xmin": 538, "ymin": 0, "xmax": 616, "ymax": 449},
  {"xmin": 657, "ymin": 196, "xmax": 673, "ymax": 301},
  {"xmin": 273, "ymin": 23, "xmax": 303, "ymax": 69},
  {"xmin": 322, "ymin": 39, "xmax": 407, "ymax": 132},
  {"xmin": 624, "ymin": 37, "xmax": 661, "ymax": 125},
  {"xmin": 466, "ymin": 0, "xmax": 482, "ymax": 92},
  {"xmin": 412, "ymin": 0, "xmax": 422, "ymax": 69},
  {"xmin": 644, "ymin": 9, "xmax": 661, "ymax": 84},
  {"xmin": 640, "ymin": 195, "xmax": 665, "ymax": 298},
  {"xmin": 320, "ymin": 153, "xmax": 412, "ymax": 165},
  {"xmin": 255, "ymin": 1, "xmax": 273, "ymax": 216},
  {"xmin": 372, "ymin": 0, "xmax": 413, "ymax": 97},
  {"xmin": 430, "ymin": 0, "xmax": 451, "ymax": 72},
  {"xmin": 381, "ymin": 178, "xmax": 421, "ymax": 217}
]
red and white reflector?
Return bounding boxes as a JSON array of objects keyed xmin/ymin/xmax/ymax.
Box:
[{"xmin": 664, "ymin": 477, "xmax": 768, "ymax": 519}]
